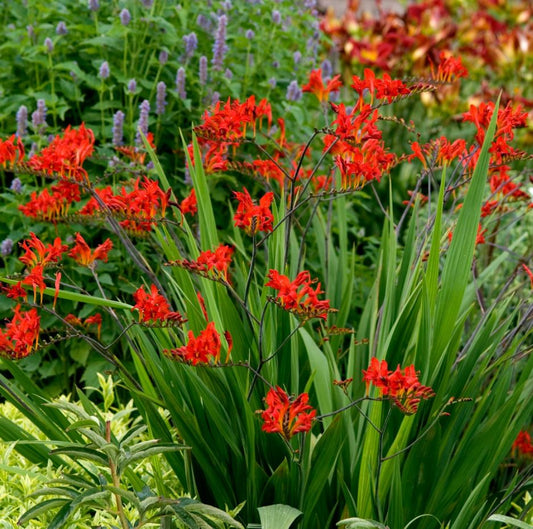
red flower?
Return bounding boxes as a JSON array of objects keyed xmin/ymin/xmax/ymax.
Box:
[
  {"xmin": 362, "ymin": 358, "xmax": 435, "ymax": 414},
  {"xmin": 233, "ymin": 187, "xmax": 274, "ymax": 236},
  {"xmin": 430, "ymin": 52, "xmax": 468, "ymax": 82},
  {"xmin": 166, "ymin": 321, "xmax": 224, "ymax": 365},
  {"xmin": 19, "ymin": 233, "xmax": 68, "ymax": 269},
  {"xmin": 28, "ymin": 124, "xmax": 95, "ymax": 181},
  {"xmin": 69, "ymin": 233, "xmax": 113, "ymax": 267},
  {"xmin": 0, "ymin": 135, "xmax": 24, "ymax": 167},
  {"xmin": 351, "ymin": 69, "xmax": 410, "ymax": 107},
  {"xmin": 302, "ymin": 69, "xmax": 343, "ymax": 103},
  {"xmin": 260, "ymin": 386, "xmax": 316, "ymax": 440},
  {"xmin": 21, "ymin": 265, "xmax": 47, "ymax": 303},
  {"xmin": 132, "ymin": 284, "xmax": 184, "ymax": 324},
  {"xmin": 512, "ymin": 430, "xmax": 533, "ymax": 457},
  {"xmin": 266, "ymin": 269, "xmax": 332, "ymax": 321},
  {"xmin": 0, "ymin": 305, "xmax": 40, "ymax": 359},
  {"xmin": 180, "ymin": 188, "xmax": 197, "ymax": 216},
  {"xmin": 167, "ymin": 244, "xmax": 234, "ymax": 282}
]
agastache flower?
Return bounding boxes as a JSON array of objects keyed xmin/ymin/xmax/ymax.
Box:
[
  {"xmin": 212, "ymin": 14, "xmax": 228, "ymax": 71},
  {"xmin": 183, "ymin": 32, "xmax": 198, "ymax": 59},
  {"xmin": 158, "ymin": 50, "xmax": 168, "ymax": 65},
  {"xmin": 68, "ymin": 233, "xmax": 113, "ymax": 267},
  {"xmin": 120, "ymin": 8, "xmax": 131, "ymax": 25},
  {"xmin": 99, "ymin": 61, "xmax": 110, "ymax": 79},
  {"xmin": 136, "ymin": 100, "xmax": 150, "ymax": 146},
  {"xmin": 127, "ymin": 79, "xmax": 137, "ymax": 94},
  {"xmin": 175, "ymin": 68, "xmax": 186, "ymax": 99},
  {"xmin": 156, "ymin": 82, "xmax": 167, "ymax": 115},
  {"xmin": 56, "ymin": 21, "xmax": 68, "ymax": 35},
  {"xmin": 260, "ymin": 387, "xmax": 316, "ymax": 440},
  {"xmin": 16, "ymin": 105, "xmax": 28, "ymax": 138},
  {"xmin": 32, "ymin": 99, "xmax": 47, "ymax": 133},
  {"xmin": 44, "ymin": 37, "xmax": 54, "ymax": 54},
  {"xmin": 1, "ymin": 238, "xmax": 13, "ymax": 256},
  {"xmin": 10, "ymin": 178, "xmax": 23, "ymax": 193},
  {"xmin": 362, "ymin": 358, "xmax": 435, "ymax": 414},
  {"xmin": 233, "ymin": 188, "xmax": 274, "ymax": 236},
  {"xmin": 199, "ymin": 55, "xmax": 208, "ymax": 86},
  {"xmin": 286, "ymin": 80, "xmax": 302, "ymax": 102}
]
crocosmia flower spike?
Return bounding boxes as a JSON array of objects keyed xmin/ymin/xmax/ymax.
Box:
[{"xmin": 233, "ymin": 187, "xmax": 274, "ymax": 236}]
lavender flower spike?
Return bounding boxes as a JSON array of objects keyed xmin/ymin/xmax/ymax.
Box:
[
  {"xmin": 10, "ymin": 178, "xmax": 23, "ymax": 193},
  {"xmin": 175, "ymin": 69, "xmax": 186, "ymax": 100},
  {"xmin": 272, "ymin": 10, "xmax": 281, "ymax": 24},
  {"xmin": 136, "ymin": 100, "xmax": 150, "ymax": 146},
  {"xmin": 56, "ymin": 21, "xmax": 68, "ymax": 35},
  {"xmin": 156, "ymin": 81, "xmax": 168, "ymax": 115},
  {"xmin": 112, "ymin": 110, "xmax": 125, "ymax": 146},
  {"xmin": 183, "ymin": 32, "xmax": 198, "ymax": 59},
  {"xmin": 99, "ymin": 61, "xmax": 110, "ymax": 79},
  {"xmin": 199, "ymin": 56, "xmax": 208, "ymax": 86},
  {"xmin": 88, "ymin": 0, "xmax": 99, "ymax": 11},
  {"xmin": 32, "ymin": 99, "xmax": 47, "ymax": 132},
  {"xmin": 127, "ymin": 79, "xmax": 137, "ymax": 94},
  {"xmin": 44, "ymin": 37, "xmax": 54, "ymax": 53},
  {"xmin": 1, "ymin": 238, "xmax": 14, "ymax": 257},
  {"xmin": 212, "ymin": 14, "xmax": 228, "ymax": 71},
  {"xmin": 159, "ymin": 50, "xmax": 169, "ymax": 65},
  {"xmin": 120, "ymin": 8, "xmax": 131, "ymax": 26},
  {"xmin": 16, "ymin": 105, "xmax": 28, "ymax": 138},
  {"xmin": 286, "ymin": 80, "xmax": 302, "ymax": 102}
]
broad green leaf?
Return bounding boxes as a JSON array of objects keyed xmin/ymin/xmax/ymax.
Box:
[{"xmin": 257, "ymin": 504, "xmax": 302, "ymax": 529}]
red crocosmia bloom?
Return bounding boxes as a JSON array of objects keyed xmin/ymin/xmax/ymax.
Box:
[
  {"xmin": 266, "ymin": 269, "xmax": 333, "ymax": 321},
  {"xmin": 69, "ymin": 233, "xmax": 113, "ymax": 267},
  {"xmin": 233, "ymin": 187, "xmax": 274, "ymax": 236},
  {"xmin": 84, "ymin": 313, "xmax": 102, "ymax": 339},
  {"xmin": 132, "ymin": 284, "xmax": 184, "ymax": 324},
  {"xmin": 522, "ymin": 264, "xmax": 533, "ymax": 288},
  {"xmin": 19, "ymin": 233, "xmax": 68, "ymax": 268},
  {"xmin": 168, "ymin": 244, "xmax": 234, "ymax": 282},
  {"xmin": 351, "ymin": 69, "xmax": 410, "ymax": 108},
  {"xmin": 4, "ymin": 282, "xmax": 28, "ymax": 301},
  {"xmin": 65, "ymin": 314, "xmax": 83, "ymax": 326},
  {"xmin": 22, "ymin": 265, "xmax": 47, "ymax": 303},
  {"xmin": 512, "ymin": 430, "xmax": 533, "ymax": 457},
  {"xmin": 18, "ymin": 181, "xmax": 81, "ymax": 222},
  {"xmin": 430, "ymin": 51, "xmax": 468, "ymax": 82},
  {"xmin": 167, "ymin": 321, "xmax": 223, "ymax": 365},
  {"xmin": 448, "ymin": 223, "xmax": 486, "ymax": 246},
  {"xmin": 362, "ymin": 358, "xmax": 435, "ymax": 414},
  {"xmin": 180, "ymin": 188, "xmax": 197, "ymax": 216},
  {"xmin": 53, "ymin": 271, "xmax": 61, "ymax": 310},
  {"xmin": 197, "ymin": 292, "xmax": 208, "ymax": 321},
  {"xmin": 0, "ymin": 135, "xmax": 25, "ymax": 167},
  {"xmin": 260, "ymin": 386, "xmax": 316, "ymax": 440},
  {"xmin": 0, "ymin": 305, "xmax": 40, "ymax": 359},
  {"xmin": 302, "ymin": 69, "xmax": 343, "ymax": 103},
  {"xmin": 28, "ymin": 124, "xmax": 95, "ymax": 181}
]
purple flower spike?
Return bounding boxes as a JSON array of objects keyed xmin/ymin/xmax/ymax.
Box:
[
  {"xmin": 212, "ymin": 14, "xmax": 228, "ymax": 71},
  {"xmin": 1, "ymin": 239, "xmax": 14, "ymax": 257},
  {"xmin": 128, "ymin": 79, "xmax": 137, "ymax": 94},
  {"xmin": 245, "ymin": 29, "xmax": 254, "ymax": 39},
  {"xmin": 99, "ymin": 61, "xmax": 110, "ymax": 79},
  {"xmin": 176, "ymin": 68, "xmax": 186, "ymax": 99},
  {"xmin": 199, "ymin": 55, "xmax": 208, "ymax": 86},
  {"xmin": 156, "ymin": 81, "xmax": 168, "ymax": 114},
  {"xmin": 44, "ymin": 37, "xmax": 54, "ymax": 53},
  {"xmin": 321, "ymin": 59, "xmax": 333, "ymax": 80},
  {"xmin": 293, "ymin": 51, "xmax": 302, "ymax": 65},
  {"xmin": 112, "ymin": 110, "xmax": 125, "ymax": 146},
  {"xmin": 120, "ymin": 8, "xmax": 131, "ymax": 26},
  {"xmin": 286, "ymin": 80, "xmax": 302, "ymax": 102},
  {"xmin": 159, "ymin": 50, "xmax": 169, "ymax": 65},
  {"xmin": 268, "ymin": 77, "xmax": 277, "ymax": 89},
  {"xmin": 136, "ymin": 99, "xmax": 150, "ymax": 146},
  {"xmin": 183, "ymin": 32, "xmax": 198, "ymax": 59},
  {"xmin": 16, "ymin": 105, "xmax": 28, "ymax": 138},
  {"xmin": 197, "ymin": 14, "xmax": 210, "ymax": 31},
  {"xmin": 88, "ymin": 0, "xmax": 99, "ymax": 11},
  {"xmin": 32, "ymin": 99, "xmax": 47, "ymax": 132},
  {"xmin": 56, "ymin": 21, "xmax": 68, "ymax": 35},
  {"xmin": 10, "ymin": 178, "xmax": 23, "ymax": 193},
  {"xmin": 272, "ymin": 10, "xmax": 281, "ymax": 24}
]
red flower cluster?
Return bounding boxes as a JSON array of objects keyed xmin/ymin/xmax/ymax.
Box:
[
  {"xmin": 512, "ymin": 430, "xmax": 533, "ymax": 457},
  {"xmin": 19, "ymin": 232, "xmax": 68, "ymax": 269},
  {"xmin": 28, "ymin": 124, "xmax": 95, "ymax": 181},
  {"xmin": 132, "ymin": 284, "xmax": 185, "ymax": 324},
  {"xmin": 430, "ymin": 52, "xmax": 468, "ymax": 82},
  {"xmin": 266, "ymin": 270, "xmax": 332, "ymax": 321},
  {"xmin": 409, "ymin": 137, "xmax": 467, "ymax": 169},
  {"xmin": 179, "ymin": 188, "xmax": 197, "ymax": 216},
  {"xmin": 351, "ymin": 69, "xmax": 410, "ymax": 107},
  {"xmin": 233, "ymin": 188, "xmax": 274, "ymax": 236},
  {"xmin": 0, "ymin": 305, "xmax": 40, "ymax": 359},
  {"xmin": 166, "ymin": 321, "xmax": 229, "ymax": 365},
  {"xmin": 19, "ymin": 181, "xmax": 81, "ymax": 222},
  {"xmin": 195, "ymin": 95, "xmax": 272, "ymax": 142},
  {"xmin": 362, "ymin": 358, "xmax": 435, "ymax": 414},
  {"xmin": 80, "ymin": 178, "xmax": 170, "ymax": 234},
  {"xmin": 65, "ymin": 313, "xmax": 103, "ymax": 339},
  {"xmin": 302, "ymin": 68, "xmax": 343, "ymax": 103},
  {"xmin": 260, "ymin": 386, "xmax": 316, "ymax": 440},
  {"xmin": 68, "ymin": 233, "xmax": 113, "ymax": 267},
  {"xmin": 0, "ymin": 135, "xmax": 24, "ymax": 167},
  {"xmin": 167, "ymin": 244, "xmax": 234, "ymax": 282}
]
